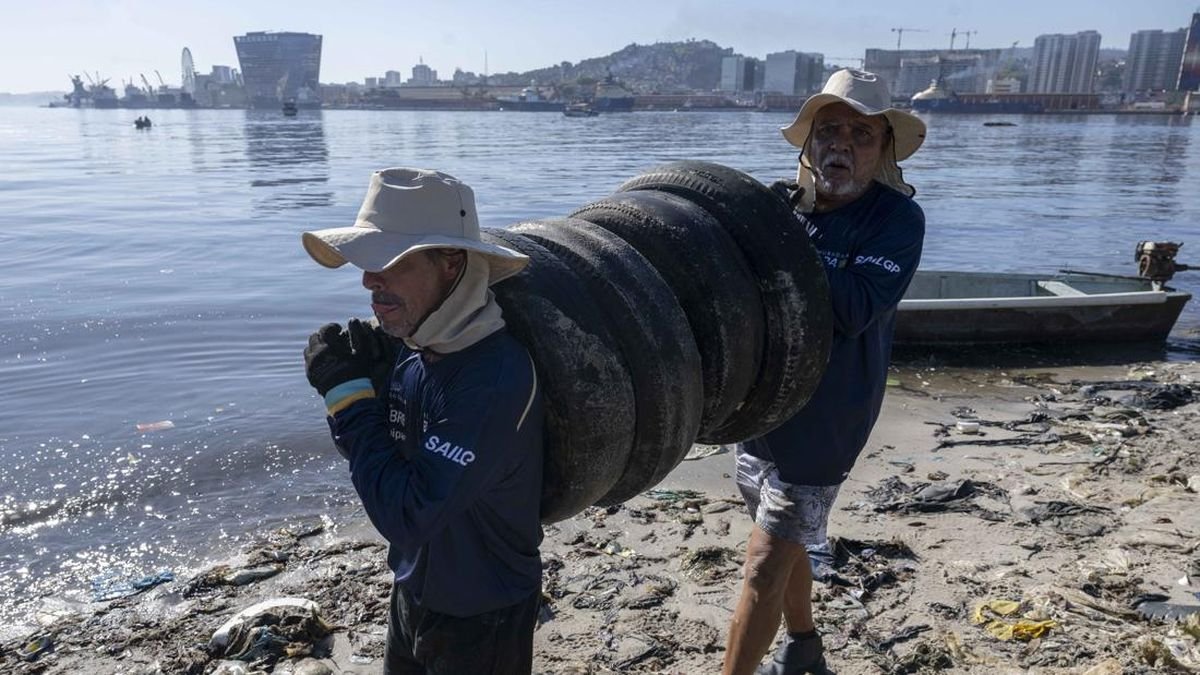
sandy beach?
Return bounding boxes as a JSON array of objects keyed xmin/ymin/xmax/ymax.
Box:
[{"xmin": 5, "ymin": 356, "xmax": 1199, "ymax": 674}]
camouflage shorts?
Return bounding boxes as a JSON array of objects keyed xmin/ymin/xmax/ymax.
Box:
[{"xmin": 734, "ymin": 446, "xmax": 841, "ymax": 547}]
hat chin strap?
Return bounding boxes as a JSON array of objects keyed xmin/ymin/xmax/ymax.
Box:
[{"xmin": 403, "ymin": 251, "xmax": 506, "ymax": 355}]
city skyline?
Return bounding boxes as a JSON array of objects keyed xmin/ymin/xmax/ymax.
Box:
[{"xmin": 0, "ymin": 0, "xmax": 1197, "ymax": 93}]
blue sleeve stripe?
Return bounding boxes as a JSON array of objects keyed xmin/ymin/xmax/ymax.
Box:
[{"xmin": 516, "ymin": 354, "xmax": 538, "ymax": 432}]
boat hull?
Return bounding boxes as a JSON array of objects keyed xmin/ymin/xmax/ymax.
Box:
[
  {"xmin": 593, "ymin": 97, "xmax": 634, "ymax": 113},
  {"xmin": 911, "ymin": 99, "xmax": 1043, "ymax": 114},
  {"xmin": 894, "ymin": 271, "xmax": 1191, "ymax": 345},
  {"xmin": 497, "ymin": 100, "xmax": 564, "ymax": 112}
]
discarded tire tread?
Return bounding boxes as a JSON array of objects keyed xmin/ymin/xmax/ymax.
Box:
[
  {"xmin": 482, "ymin": 228, "xmax": 635, "ymax": 522},
  {"xmin": 569, "ymin": 190, "xmax": 765, "ymax": 442},
  {"xmin": 509, "ymin": 218, "xmax": 703, "ymax": 504},
  {"xmin": 618, "ymin": 162, "xmax": 832, "ymax": 441}
]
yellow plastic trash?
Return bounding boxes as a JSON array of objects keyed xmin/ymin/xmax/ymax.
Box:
[
  {"xmin": 972, "ymin": 598, "xmax": 1058, "ymax": 641},
  {"xmin": 971, "ymin": 599, "xmax": 1020, "ymax": 623},
  {"xmin": 984, "ymin": 619, "xmax": 1058, "ymax": 641}
]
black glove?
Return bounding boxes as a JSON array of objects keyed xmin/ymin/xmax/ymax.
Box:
[
  {"xmin": 768, "ymin": 178, "xmax": 805, "ymax": 211},
  {"xmin": 304, "ymin": 322, "xmax": 371, "ymax": 397},
  {"xmin": 347, "ymin": 317, "xmax": 399, "ymax": 395}
]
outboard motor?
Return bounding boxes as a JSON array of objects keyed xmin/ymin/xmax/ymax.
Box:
[{"xmin": 1136, "ymin": 241, "xmax": 1191, "ymax": 289}]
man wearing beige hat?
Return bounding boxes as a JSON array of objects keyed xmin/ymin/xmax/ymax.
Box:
[
  {"xmin": 725, "ymin": 69, "xmax": 927, "ymax": 675},
  {"xmin": 301, "ymin": 168, "xmax": 544, "ymax": 674}
]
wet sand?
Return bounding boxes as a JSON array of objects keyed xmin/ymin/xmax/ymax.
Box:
[{"xmin": 5, "ymin": 359, "xmax": 1199, "ymax": 674}]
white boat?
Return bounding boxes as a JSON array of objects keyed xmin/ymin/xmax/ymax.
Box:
[{"xmin": 897, "ymin": 269, "xmax": 1191, "ymax": 345}]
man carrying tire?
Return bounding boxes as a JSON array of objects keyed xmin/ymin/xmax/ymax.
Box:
[
  {"xmin": 724, "ymin": 69, "xmax": 928, "ymax": 675},
  {"xmin": 300, "ymin": 168, "xmax": 545, "ymax": 674}
]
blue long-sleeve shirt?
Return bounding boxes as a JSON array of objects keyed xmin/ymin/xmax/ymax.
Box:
[
  {"xmin": 743, "ymin": 181, "xmax": 924, "ymax": 486},
  {"xmin": 326, "ymin": 329, "xmax": 544, "ymax": 616}
]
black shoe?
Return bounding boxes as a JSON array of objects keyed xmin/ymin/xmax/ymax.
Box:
[{"xmin": 755, "ymin": 632, "xmax": 834, "ymax": 675}]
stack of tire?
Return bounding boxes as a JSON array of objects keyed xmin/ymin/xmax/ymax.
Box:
[{"xmin": 483, "ymin": 161, "xmax": 832, "ymax": 523}]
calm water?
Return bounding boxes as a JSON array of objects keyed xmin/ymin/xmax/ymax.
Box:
[{"xmin": 0, "ymin": 107, "xmax": 1197, "ymax": 632}]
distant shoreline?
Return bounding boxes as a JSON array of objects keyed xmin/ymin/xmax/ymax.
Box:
[{"xmin": 17, "ymin": 105, "xmax": 1197, "ymax": 116}]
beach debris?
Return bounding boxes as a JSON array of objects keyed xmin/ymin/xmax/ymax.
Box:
[
  {"xmin": 645, "ymin": 488, "xmax": 705, "ymax": 503},
  {"xmin": 90, "ymin": 568, "xmax": 175, "ymax": 602},
  {"xmin": 886, "ymin": 639, "xmax": 954, "ymax": 672},
  {"xmin": 815, "ymin": 537, "xmax": 917, "ymax": 606},
  {"xmin": 209, "ymin": 597, "xmax": 322, "ymax": 650},
  {"xmin": 208, "ymin": 597, "xmax": 331, "ymax": 667},
  {"xmin": 210, "ymin": 661, "xmax": 260, "ymax": 675},
  {"xmin": 683, "ymin": 444, "xmax": 729, "ymax": 460},
  {"xmin": 1021, "ymin": 500, "xmax": 1114, "ymax": 537},
  {"xmin": 954, "ymin": 420, "xmax": 981, "ymax": 434},
  {"xmin": 971, "ymin": 599, "xmax": 1058, "ymax": 641},
  {"xmin": 609, "ymin": 633, "xmax": 669, "ymax": 671},
  {"xmin": 135, "ymin": 420, "xmax": 176, "ymax": 432},
  {"xmin": 1138, "ymin": 602, "xmax": 1200, "ymax": 622},
  {"xmin": 600, "ymin": 539, "xmax": 635, "ymax": 557},
  {"xmin": 679, "ymin": 546, "xmax": 739, "ymax": 584},
  {"xmin": 943, "ymin": 631, "xmax": 991, "ymax": 667},
  {"xmin": 623, "ymin": 577, "xmax": 678, "ymax": 610},
  {"xmin": 867, "ymin": 476, "xmax": 1009, "ymax": 521},
  {"xmin": 868, "ymin": 623, "xmax": 931, "ymax": 652},
  {"xmin": 18, "ymin": 634, "xmax": 54, "ymax": 662},
  {"xmin": 936, "ymin": 430, "xmax": 1086, "ymax": 450},
  {"xmin": 1136, "ymin": 614, "xmax": 1200, "ymax": 670},
  {"xmin": 1090, "ymin": 547, "xmax": 1133, "ymax": 575},
  {"xmin": 184, "ymin": 563, "xmax": 284, "ymax": 596},
  {"xmin": 1074, "ymin": 380, "xmax": 1197, "ymax": 411},
  {"xmin": 703, "ymin": 500, "xmax": 737, "ymax": 514}
]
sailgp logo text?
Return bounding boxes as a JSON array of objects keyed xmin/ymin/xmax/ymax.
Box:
[
  {"xmin": 854, "ymin": 255, "xmax": 902, "ymax": 274},
  {"xmin": 424, "ymin": 435, "xmax": 476, "ymax": 466}
]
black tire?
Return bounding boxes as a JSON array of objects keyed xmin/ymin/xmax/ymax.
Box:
[
  {"xmin": 508, "ymin": 218, "xmax": 704, "ymax": 504},
  {"xmin": 617, "ymin": 161, "xmax": 832, "ymax": 441},
  {"xmin": 482, "ymin": 228, "xmax": 634, "ymax": 522},
  {"xmin": 569, "ymin": 190, "xmax": 764, "ymax": 442}
]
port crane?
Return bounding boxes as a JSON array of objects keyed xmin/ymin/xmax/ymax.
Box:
[
  {"xmin": 947, "ymin": 28, "xmax": 978, "ymax": 50},
  {"xmin": 890, "ymin": 27, "xmax": 928, "ymax": 49}
]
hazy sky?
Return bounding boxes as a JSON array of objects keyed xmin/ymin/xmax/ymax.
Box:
[{"xmin": 1, "ymin": 0, "xmax": 1196, "ymax": 92}]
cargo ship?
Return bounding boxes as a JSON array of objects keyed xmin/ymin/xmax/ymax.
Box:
[
  {"xmin": 58, "ymin": 75, "xmax": 120, "ymax": 109},
  {"xmin": 910, "ymin": 80, "xmax": 1043, "ymax": 114},
  {"xmin": 497, "ymin": 87, "xmax": 565, "ymax": 112},
  {"xmin": 592, "ymin": 74, "xmax": 634, "ymax": 112}
]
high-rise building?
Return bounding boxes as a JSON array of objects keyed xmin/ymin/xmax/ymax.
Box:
[
  {"xmin": 210, "ymin": 65, "xmax": 235, "ymax": 85},
  {"xmin": 233, "ymin": 31, "xmax": 322, "ymax": 108},
  {"xmin": 1125, "ymin": 29, "xmax": 1188, "ymax": 92},
  {"xmin": 384, "ymin": 70, "xmax": 403, "ymax": 88},
  {"xmin": 864, "ymin": 49, "xmax": 1001, "ymax": 97},
  {"xmin": 720, "ymin": 56, "xmax": 758, "ymax": 92},
  {"xmin": 763, "ymin": 51, "xmax": 824, "ymax": 95},
  {"xmin": 409, "ymin": 61, "xmax": 437, "ymax": 86},
  {"xmin": 1180, "ymin": 12, "xmax": 1200, "ymax": 91},
  {"xmin": 1029, "ymin": 31, "xmax": 1101, "ymax": 93}
]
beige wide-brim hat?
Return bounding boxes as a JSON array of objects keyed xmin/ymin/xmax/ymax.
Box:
[
  {"xmin": 781, "ymin": 68, "xmax": 927, "ymax": 161},
  {"xmin": 302, "ymin": 168, "xmax": 529, "ymax": 284}
]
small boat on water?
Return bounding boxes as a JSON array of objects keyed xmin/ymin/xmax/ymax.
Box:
[
  {"xmin": 896, "ymin": 242, "xmax": 1193, "ymax": 345},
  {"xmin": 133, "ymin": 116, "xmax": 152, "ymax": 129},
  {"xmin": 282, "ymin": 101, "xmax": 298, "ymax": 116},
  {"xmin": 563, "ymin": 103, "xmax": 598, "ymax": 118}
]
